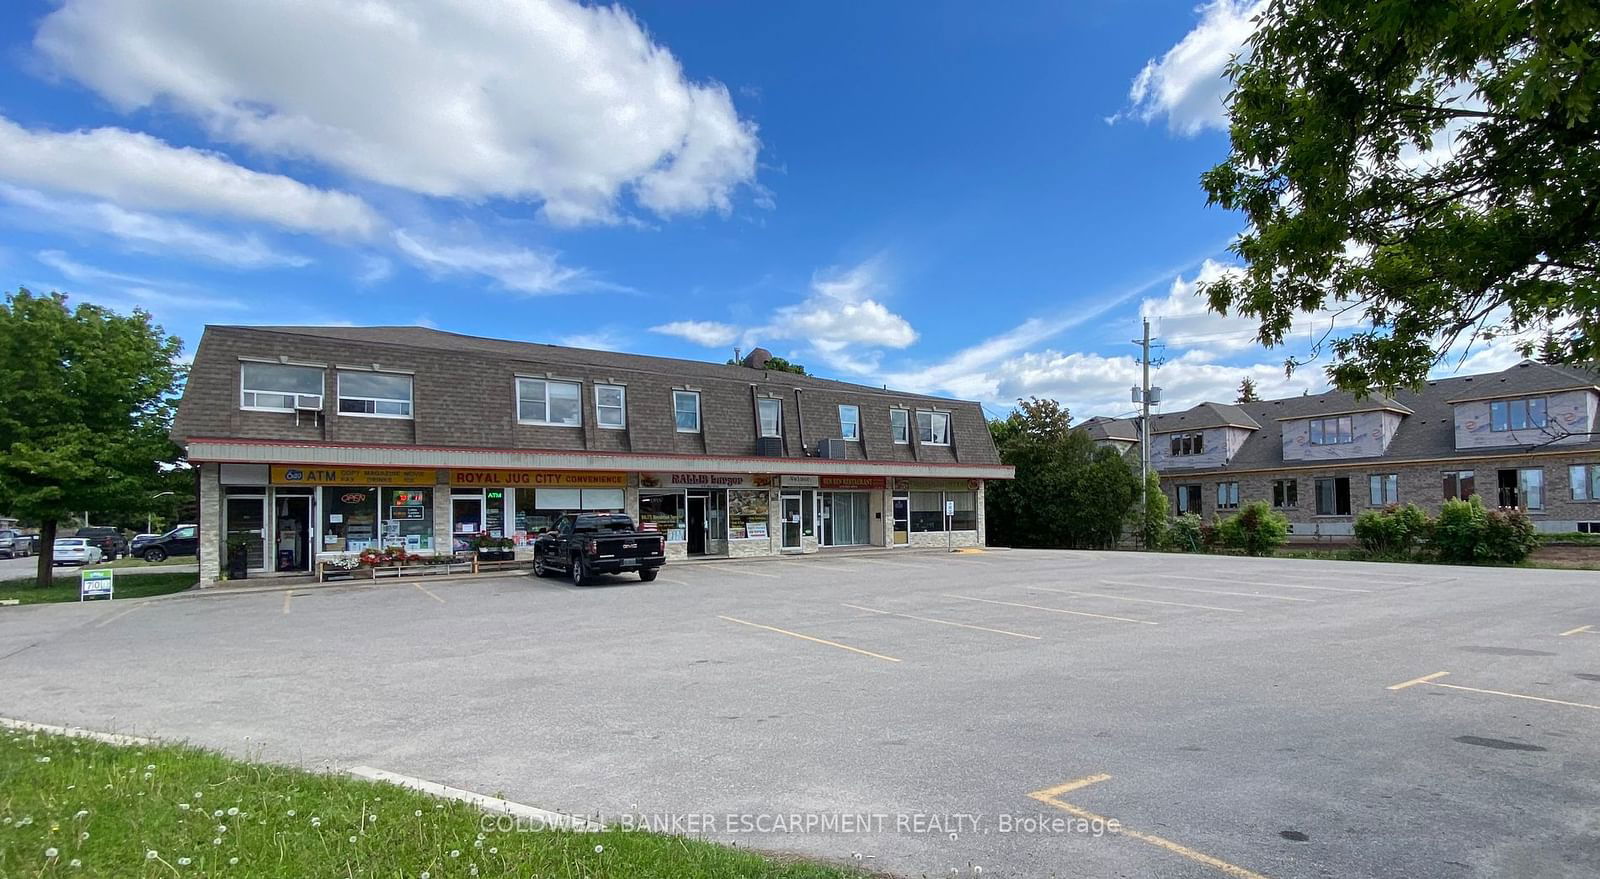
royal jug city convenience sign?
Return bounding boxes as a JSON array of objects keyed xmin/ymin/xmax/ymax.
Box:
[{"xmin": 449, "ymin": 469, "xmax": 627, "ymax": 488}]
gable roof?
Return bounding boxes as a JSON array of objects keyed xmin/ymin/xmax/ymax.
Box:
[
  {"xmin": 1080, "ymin": 415, "xmax": 1140, "ymax": 442},
  {"xmin": 1148, "ymin": 401, "xmax": 1261, "ymax": 433}
]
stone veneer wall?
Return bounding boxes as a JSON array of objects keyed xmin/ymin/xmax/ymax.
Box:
[{"xmin": 198, "ymin": 462, "xmax": 222, "ymax": 584}]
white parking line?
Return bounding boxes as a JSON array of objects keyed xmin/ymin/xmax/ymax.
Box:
[
  {"xmin": 943, "ymin": 594, "xmax": 1157, "ymax": 625},
  {"xmin": 838, "ymin": 556, "xmax": 928, "ymax": 570},
  {"xmin": 1153, "ymin": 573, "xmax": 1373, "ymax": 594},
  {"xmin": 1024, "ymin": 585, "xmax": 1245, "ymax": 613},
  {"xmin": 94, "ymin": 602, "xmax": 150, "ymax": 627},
  {"xmin": 1099, "ymin": 578, "xmax": 1315, "ymax": 603},
  {"xmin": 842, "ymin": 602, "xmax": 1041, "ymax": 639},
  {"xmin": 720, "ymin": 566, "xmax": 782, "ymax": 579}
]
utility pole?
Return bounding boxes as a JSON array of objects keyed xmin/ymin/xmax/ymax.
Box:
[{"xmin": 1130, "ymin": 319, "xmax": 1161, "ymax": 510}]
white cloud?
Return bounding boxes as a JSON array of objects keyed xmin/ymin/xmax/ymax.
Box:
[
  {"xmin": 559, "ymin": 330, "xmax": 627, "ymax": 351},
  {"xmin": 0, "ymin": 184, "xmax": 307, "ymax": 269},
  {"xmin": 1118, "ymin": 0, "xmax": 1262, "ymax": 135},
  {"xmin": 0, "ymin": 116, "xmax": 378, "ymax": 238},
  {"xmin": 650, "ymin": 320, "xmax": 739, "ymax": 347},
  {"xmin": 36, "ymin": 0, "xmax": 760, "ymax": 225},
  {"xmin": 392, "ymin": 229, "xmax": 585, "ymax": 295},
  {"xmin": 34, "ymin": 250, "xmax": 248, "ymax": 311},
  {"xmin": 755, "ymin": 259, "xmax": 916, "ymax": 374}
]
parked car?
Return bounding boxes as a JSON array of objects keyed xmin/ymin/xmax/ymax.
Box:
[
  {"xmin": 0, "ymin": 529, "xmax": 32, "ymax": 559},
  {"xmin": 139, "ymin": 524, "xmax": 199, "ymax": 562},
  {"xmin": 52, "ymin": 538, "xmax": 104, "ymax": 567},
  {"xmin": 74, "ymin": 527, "xmax": 128, "ymax": 561},
  {"xmin": 532, "ymin": 513, "xmax": 666, "ymax": 585},
  {"xmin": 129, "ymin": 533, "xmax": 161, "ymax": 555}
]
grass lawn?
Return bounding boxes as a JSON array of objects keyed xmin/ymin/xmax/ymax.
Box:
[
  {"xmin": 98, "ymin": 555, "xmax": 194, "ymax": 570},
  {"xmin": 0, "ymin": 573, "xmax": 198, "ymax": 606},
  {"xmin": 0, "ymin": 728, "xmax": 867, "ymax": 879}
]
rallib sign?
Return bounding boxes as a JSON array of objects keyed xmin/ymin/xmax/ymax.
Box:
[{"xmin": 448, "ymin": 469, "xmax": 627, "ymax": 488}]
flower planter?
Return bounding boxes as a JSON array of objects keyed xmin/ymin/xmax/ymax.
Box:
[{"xmin": 475, "ymin": 549, "xmax": 516, "ymax": 563}]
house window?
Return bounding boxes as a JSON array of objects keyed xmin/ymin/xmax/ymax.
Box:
[
  {"xmin": 890, "ymin": 409, "xmax": 909, "ymax": 444},
  {"xmin": 839, "ymin": 405, "xmax": 860, "ymax": 441},
  {"xmin": 1369, "ymin": 474, "xmax": 1399, "ymax": 506},
  {"xmin": 1315, "ymin": 477, "xmax": 1351, "ymax": 515},
  {"xmin": 240, "ymin": 362, "xmax": 323, "ymax": 411},
  {"xmin": 917, "ymin": 411, "xmax": 951, "ymax": 445},
  {"xmin": 1309, "ymin": 416, "xmax": 1354, "ymax": 445},
  {"xmin": 1175, "ymin": 484, "xmax": 1203, "ymax": 515},
  {"xmin": 1216, "ymin": 481, "xmax": 1239, "ymax": 510},
  {"xmin": 1490, "ymin": 397, "xmax": 1548, "ymax": 431},
  {"xmin": 1497, "ymin": 468, "xmax": 1544, "ymax": 510},
  {"xmin": 673, "ymin": 391, "xmax": 701, "ymax": 433},
  {"xmin": 1571, "ymin": 464, "xmax": 1599, "ymax": 501},
  {"xmin": 1272, "ymin": 479, "xmax": 1298, "ymax": 509},
  {"xmin": 758, "ymin": 398, "xmax": 782, "ymax": 437},
  {"xmin": 337, "ymin": 371, "xmax": 413, "ymax": 418},
  {"xmin": 1443, "ymin": 470, "xmax": 1476, "ymax": 501},
  {"xmin": 517, "ymin": 378, "xmax": 581, "ymax": 426},
  {"xmin": 1169, "ymin": 432, "xmax": 1205, "ymax": 456},
  {"xmin": 594, "ymin": 385, "xmax": 626, "ymax": 429}
]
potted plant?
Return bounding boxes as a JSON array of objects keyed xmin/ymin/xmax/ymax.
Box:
[
  {"xmin": 470, "ymin": 532, "xmax": 516, "ymax": 562},
  {"xmin": 225, "ymin": 535, "xmax": 251, "ymax": 580}
]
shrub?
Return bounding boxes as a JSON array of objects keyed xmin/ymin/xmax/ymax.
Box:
[
  {"xmin": 1482, "ymin": 506, "xmax": 1539, "ymax": 564},
  {"xmin": 1430, "ymin": 496, "xmax": 1489, "ymax": 563},
  {"xmin": 1164, "ymin": 513, "xmax": 1205, "ymax": 553},
  {"xmin": 1136, "ymin": 471, "xmax": 1168, "ymax": 550},
  {"xmin": 1353, "ymin": 504, "xmax": 1431, "ymax": 558},
  {"xmin": 1214, "ymin": 500, "xmax": 1291, "ymax": 556}
]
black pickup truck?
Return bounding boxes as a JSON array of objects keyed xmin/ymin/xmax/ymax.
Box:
[{"xmin": 532, "ymin": 513, "xmax": 666, "ymax": 585}]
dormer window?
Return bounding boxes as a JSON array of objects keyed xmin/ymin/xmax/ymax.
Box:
[
  {"xmin": 1490, "ymin": 397, "xmax": 1547, "ymax": 431},
  {"xmin": 1169, "ymin": 432, "xmax": 1205, "ymax": 455},
  {"xmin": 1309, "ymin": 416, "xmax": 1354, "ymax": 445}
]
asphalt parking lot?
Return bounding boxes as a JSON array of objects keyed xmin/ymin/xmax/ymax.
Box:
[{"xmin": 3, "ymin": 548, "xmax": 1597, "ymax": 878}]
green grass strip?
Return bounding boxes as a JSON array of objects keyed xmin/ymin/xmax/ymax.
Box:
[{"xmin": 0, "ymin": 573, "xmax": 198, "ymax": 606}]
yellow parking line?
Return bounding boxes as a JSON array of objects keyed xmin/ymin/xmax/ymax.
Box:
[
  {"xmin": 717, "ymin": 615, "xmax": 900, "ymax": 662},
  {"xmin": 413, "ymin": 582, "xmax": 445, "ymax": 603},
  {"xmin": 1155, "ymin": 574, "xmax": 1373, "ymax": 594},
  {"xmin": 943, "ymin": 595, "xmax": 1156, "ymax": 625},
  {"xmin": 1026, "ymin": 585, "xmax": 1244, "ymax": 614},
  {"xmin": 1028, "ymin": 774, "xmax": 1271, "ymax": 879},
  {"xmin": 1558, "ymin": 624, "xmax": 1594, "ymax": 637},
  {"xmin": 841, "ymin": 603, "xmax": 1041, "ymax": 639},
  {"xmin": 94, "ymin": 602, "xmax": 148, "ymax": 628},
  {"xmin": 1388, "ymin": 671, "xmax": 1600, "ymax": 710},
  {"xmin": 1100, "ymin": 579, "xmax": 1315, "ymax": 603},
  {"xmin": 282, "ymin": 591, "xmax": 294, "ymax": 615}
]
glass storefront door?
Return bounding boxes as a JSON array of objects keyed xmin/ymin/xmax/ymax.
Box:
[
  {"xmin": 273, "ymin": 494, "xmax": 312, "ymax": 571},
  {"xmin": 452, "ymin": 493, "xmax": 484, "ymax": 552},
  {"xmin": 819, "ymin": 492, "xmax": 871, "ymax": 547},
  {"xmin": 892, "ymin": 495, "xmax": 910, "ymax": 546},
  {"xmin": 781, "ymin": 495, "xmax": 802, "ymax": 549},
  {"xmin": 225, "ymin": 495, "xmax": 267, "ymax": 571}
]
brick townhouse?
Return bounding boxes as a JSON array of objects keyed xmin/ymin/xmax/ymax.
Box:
[
  {"xmin": 1083, "ymin": 360, "xmax": 1600, "ymax": 539},
  {"xmin": 171, "ymin": 325, "xmax": 1013, "ymax": 585}
]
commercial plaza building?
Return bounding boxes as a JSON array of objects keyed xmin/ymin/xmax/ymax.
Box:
[
  {"xmin": 172, "ymin": 326, "xmax": 1013, "ymax": 585},
  {"xmin": 1084, "ymin": 360, "xmax": 1600, "ymax": 538}
]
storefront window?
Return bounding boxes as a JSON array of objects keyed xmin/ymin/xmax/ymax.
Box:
[
  {"xmin": 323, "ymin": 487, "xmax": 380, "ymax": 553},
  {"xmin": 910, "ymin": 491, "xmax": 943, "ymax": 532},
  {"xmin": 514, "ymin": 488, "xmax": 627, "ymax": 544},
  {"xmin": 640, "ymin": 492, "xmax": 686, "ymax": 542},
  {"xmin": 382, "ymin": 487, "xmax": 434, "ymax": 552},
  {"xmin": 727, "ymin": 490, "xmax": 770, "ymax": 540},
  {"xmin": 948, "ymin": 491, "xmax": 977, "ymax": 531}
]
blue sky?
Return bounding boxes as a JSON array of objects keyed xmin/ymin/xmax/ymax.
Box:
[{"xmin": 0, "ymin": 1, "xmax": 1520, "ymax": 420}]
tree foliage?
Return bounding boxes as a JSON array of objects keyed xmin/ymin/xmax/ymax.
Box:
[
  {"xmin": 985, "ymin": 398, "xmax": 1140, "ymax": 548},
  {"xmin": 0, "ymin": 290, "xmax": 185, "ymax": 584},
  {"xmin": 1235, "ymin": 377, "xmax": 1261, "ymax": 402},
  {"xmin": 727, "ymin": 355, "xmax": 807, "ymax": 375},
  {"xmin": 1201, "ymin": 0, "xmax": 1600, "ymax": 394}
]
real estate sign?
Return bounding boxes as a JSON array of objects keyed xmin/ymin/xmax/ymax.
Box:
[{"xmin": 80, "ymin": 568, "xmax": 114, "ymax": 601}]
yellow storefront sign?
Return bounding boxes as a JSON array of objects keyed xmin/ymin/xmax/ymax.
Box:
[
  {"xmin": 271, "ymin": 465, "xmax": 437, "ymax": 486},
  {"xmin": 448, "ymin": 469, "xmax": 627, "ymax": 488}
]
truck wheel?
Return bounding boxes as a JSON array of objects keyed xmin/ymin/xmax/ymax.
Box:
[
  {"xmin": 570, "ymin": 555, "xmax": 590, "ymax": 587},
  {"xmin": 639, "ymin": 569, "xmax": 658, "ymax": 582},
  {"xmin": 532, "ymin": 554, "xmax": 548, "ymax": 577},
  {"xmin": 143, "ymin": 548, "xmax": 167, "ymax": 563}
]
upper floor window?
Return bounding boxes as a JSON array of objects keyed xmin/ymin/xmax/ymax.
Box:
[
  {"xmin": 1490, "ymin": 397, "xmax": 1547, "ymax": 431},
  {"xmin": 758, "ymin": 398, "xmax": 782, "ymax": 437},
  {"xmin": 595, "ymin": 385, "xmax": 626, "ymax": 429},
  {"xmin": 890, "ymin": 409, "xmax": 909, "ymax": 444},
  {"xmin": 337, "ymin": 371, "xmax": 412, "ymax": 418},
  {"xmin": 917, "ymin": 411, "xmax": 950, "ymax": 445},
  {"xmin": 1309, "ymin": 416, "xmax": 1354, "ymax": 445},
  {"xmin": 518, "ymin": 378, "xmax": 581, "ymax": 426},
  {"xmin": 1169, "ymin": 432, "xmax": 1205, "ymax": 456},
  {"xmin": 839, "ymin": 405, "xmax": 860, "ymax": 441},
  {"xmin": 240, "ymin": 362, "xmax": 323, "ymax": 411},
  {"xmin": 673, "ymin": 391, "xmax": 701, "ymax": 433}
]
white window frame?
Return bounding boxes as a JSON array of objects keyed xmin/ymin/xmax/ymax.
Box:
[
  {"xmin": 1571, "ymin": 464, "xmax": 1598, "ymax": 502},
  {"xmin": 917, "ymin": 410, "xmax": 951, "ymax": 446},
  {"xmin": 673, "ymin": 390, "xmax": 701, "ymax": 433},
  {"xmin": 336, "ymin": 370, "xmax": 413, "ymax": 420},
  {"xmin": 517, "ymin": 378, "xmax": 582, "ymax": 427},
  {"xmin": 239, "ymin": 362, "xmax": 324, "ymax": 413},
  {"xmin": 595, "ymin": 384, "xmax": 626, "ymax": 430},
  {"xmin": 1369, "ymin": 473, "xmax": 1399, "ymax": 506},
  {"xmin": 839, "ymin": 404, "xmax": 861, "ymax": 441},
  {"xmin": 889, "ymin": 409, "xmax": 909, "ymax": 444},
  {"xmin": 1216, "ymin": 481, "xmax": 1239, "ymax": 510},
  {"xmin": 1309, "ymin": 415, "xmax": 1354, "ymax": 445},
  {"xmin": 758, "ymin": 398, "xmax": 783, "ymax": 438}
]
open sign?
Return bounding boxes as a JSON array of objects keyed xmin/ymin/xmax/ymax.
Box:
[{"xmin": 341, "ymin": 492, "xmax": 368, "ymax": 504}]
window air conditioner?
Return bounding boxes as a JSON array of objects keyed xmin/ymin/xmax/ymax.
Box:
[{"xmin": 294, "ymin": 394, "xmax": 324, "ymax": 411}]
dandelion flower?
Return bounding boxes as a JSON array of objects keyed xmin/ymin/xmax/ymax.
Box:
[
  {"xmin": 414, "ymin": 810, "xmax": 422, "ymax": 817},
  {"xmin": 143, "ymin": 772, "xmax": 153, "ymax": 779},
  {"xmin": 69, "ymin": 859, "xmax": 82, "ymax": 868},
  {"xmin": 45, "ymin": 847, "xmax": 59, "ymax": 858},
  {"xmin": 178, "ymin": 857, "xmax": 191, "ymax": 866},
  {"xmin": 146, "ymin": 851, "xmax": 159, "ymax": 860},
  {"xmin": 449, "ymin": 850, "xmax": 461, "ymax": 858},
  {"xmin": 213, "ymin": 809, "xmax": 223, "ymax": 818},
  {"xmin": 179, "ymin": 803, "xmax": 191, "ymax": 811},
  {"xmin": 74, "ymin": 810, "xmax": 88, "ymax": 819},
  {"xmin": 217, "ymin": 825, "xmax": 227, "ymax": 834},
  {"xmin": 79, "ymin": 832, "xmax": 89, "ymax": 841},
  {"xmin": 595, "ymin": 844, "xmax": 604, "ymax": 854},
  {"xmin": 421, "ymin": 873, "xmax": 430, "ymax": 879},
  {"xmin": 228, "ymin": 857, "xmax": 239, "ymax": 865},
  {"xmin": 310, "ymin": 818, "xmax": 321, "ymax": 828},
  {"xmin": 194, "ymin": 792, "xmax": 203, "ymax": 799},
  {"xmin": 37, "ymin": 755, "xmax": 51, "ymax": 763},
  {"xmin": 227, "ymin": 807, "xmax": 238, "ymax": 816},
  {"xmin": 349, "ymin": 835, "xmax": 357, "ymax": 843},
  {"xmin": 286, "ymin": 810, "xmax": 296, "ymax": 817},
  {"xmin": 488, "ymin": 847, "xmax": 497, "ymax": 854},
  {"xmin": 213, "ymin": 838, "xmax": 222, "ymax": 846},
  {"xmin": 146, "ymin": 764, "xmax": 156, "ymax": 770}
]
